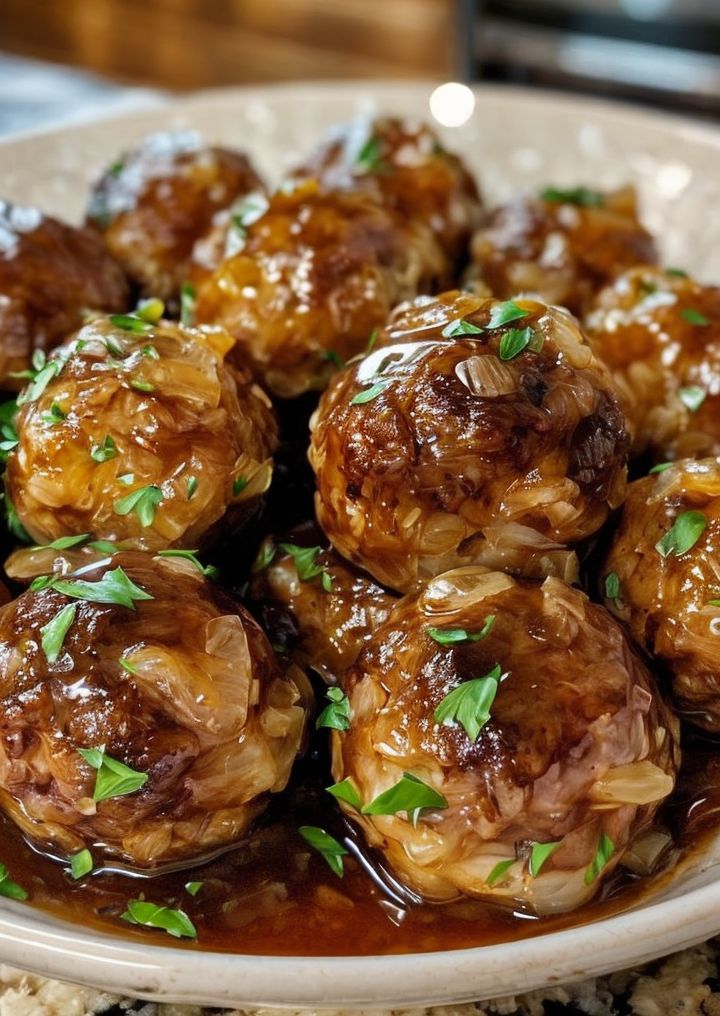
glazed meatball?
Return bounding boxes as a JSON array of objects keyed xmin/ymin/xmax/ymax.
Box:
[
  {"xmin": 602, "ymin": 458, "xmax": 720, "ymax": 730},
  {"xmin": 468, "ymin": 187, "xmax": 657, "ymax": 316},
  {"xmin": 0, "ymin": 200, "xmax": 128, "ymax": 387},
  {"xmin": 291, "ymin": 117, "xmax": 482, "ymax": 267},
  {"xmin": 586, "ymin": 266, "xmax": 720, "ymax": 459},
  {"xmin": 331, "ymin": 567, "xmax": 678, "ymax": 915},
  {"xmin": 194, "ymin": 179, "xmax": 447, "ymax": 397},
  {"xmin": 0, "ymin": 551, "xmax": 310, "ymax": 867},
  {"xmin": 87, "ymin": 131, "xmax": 265, "ymax": 302},
  {"xmin": 309, "ymin": 291, "xmax": 629, "ymax": 593},
  {"xmin": 6, "ymin": 313, "xmax": 277, "ymax": 550},
  {"xmin": 250, "ymin": 536, "xmax": 396, "ymax": 683}
]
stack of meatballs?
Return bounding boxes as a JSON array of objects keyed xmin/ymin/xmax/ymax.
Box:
[{"xmin": 0, "ymin": 113, "xmax": 715, "ymax": 937}]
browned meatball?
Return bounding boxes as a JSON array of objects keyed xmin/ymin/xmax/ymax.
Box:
[
  {"xmin": 585, "ymin": 266, "xmax": 720, "ymax": 459},
  {"xmin": 309, "ymin": 291, "xmax": 629, "ymax": 593},
  {"xmin": 194, "ymin": 180, "xmax": 448, "ymax": 397},
  {"xmin": 250, "ymin": 536, "xmax": 396, "ymax": 683},
  {"xmin": 6, "ymin": 313, "xmax": 277, "ymax": 550},
  {"xmin": 331, "ymin": 567, "xmax": 678, "ymax": 915},
  {"xmin": 87, "ymin": 131, "xmax": 265, "ymax": 302},
  {"xmin": 468, "ymin": 187, "xmax": 658, "ymax": 316},
  {"xmin": 291, "ymin": 117, "xmax": 482, "ymax": 267},
  {"xmin": 0, "ymin": 551, "xmax": 310, "ymax": 867},
  {"xmin": 0, "ymin": 200, "xmax": 128, "ymax": 387},
  {"xmin": 602, "ymin": 459, "xmax": 720, "ymax": 730}
]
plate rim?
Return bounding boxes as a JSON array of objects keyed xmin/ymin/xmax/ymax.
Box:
[{"xmin": 0, "ymin": 78, "xmax": 719, "ymax": 1007}]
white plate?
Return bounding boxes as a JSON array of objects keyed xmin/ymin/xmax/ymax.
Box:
[{"xmin": 1, "ymin": 80, "xmax": 720, "ymax": 1010}]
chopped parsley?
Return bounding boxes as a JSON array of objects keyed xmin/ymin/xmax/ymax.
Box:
[
  {"xmin": 361, "ymin": 772, "xmax": 448, "ymax": 826},
  {"xmin": 40, "ymin": 402, "xmax": 66, "ymax": 426},
  {"xmin": 78, "ymin": 746, "xmax": 148, "ymax": 802},
  {"xmin": 186, "ymin": 475, "xmax": 198, "ymax": 500},
  {"xmin": 356, "ymin": 135, "xmax": 383, "ymax": 173},
  {"xmin": 232, "ymin": 476, "xmax": 249, "ymax": 496},
  {"xmin": 279, "ymin": 543, "xmax": 333, "ymax": 589},
  {"xmin": 299, "ymin": 825, "xmax": 348, "ymax": 877},
  {"xmin": 681, "ymin": 308, "xmax": 710, "ymax": 326},
  {"xmin": 114, "ymin": 485, "xmax": 163, "ymax": 527},
  {"xmin": 90, "ymin": 435, "xmax": 118, "ymax": 463},
  {"xmin": 441, "ymin": 318, "xmax": 483, "ymax": 339},
  {"xmin": 316, "ymin": 687, "xmax": 351, "ymax": 731},
  {"xmin": 433, "ymin": 664, "xmax": 503, "ymax": 741},
  {"xmin": 32, "ymin": 566, "xmax": 153, "ymax": 609},
  {"xmin": 649, "ymin": 462, "xmax": 673, "ymax": 474},
  {"xmin": 39, "ymin": 602, "xmax": 77, "ymax": 664},
  {"xmin": 426, "ymin": 616, "xmax": 495, "ymax": 645},
  {"xmin": 487, "ymin": 300, "xmax": 531, "ymax": 329},
  {"xmin": 655, "ymin": 510, "xmax": 707, "ymax": 558},
  {"xmin": 498, "ymin": 326, "xmax": 535, "ymax": 361},
  {"xmin": 130, "ymin": 378, "xmax": 155, "ymax": 393}
]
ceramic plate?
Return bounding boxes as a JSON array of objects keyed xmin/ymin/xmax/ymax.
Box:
[{"xmin": 1, "ymin": 80, "xmax": 720, "ymax": 1010}]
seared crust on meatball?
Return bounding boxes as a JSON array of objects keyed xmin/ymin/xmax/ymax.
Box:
[
  {"xmin": 602, "ymin": 459, "xmax": 720, "ymax": 730},
  {"xmin": 468, "ymin": 187, "xmax": 657, "ymax": 316},
  {"xmin": 332, "ymin": 568, "xmax": 679, "ymax": 914},
  {"xmin": 586, "ymin": 266, "xmax": 720, "ymax": 459},
  {"xmin": 0, "ymin": 201, "xmax": 128, "ymax": 386},
  {"xmin": 194, "ymin": 180, "xmax": 448, "ymax": 397},
  {"xmin": 291, "ymin": 117, "xmax": 482, "ymax": 267},
  {"xmin": 87, "ymin": 131, "xmax": 266, "ymax": 302},
  {"xmin": 309, "ymin": 291, "xmax": 629, "ymax": 592},
  {"xmin": 250, "ymin": 537, "xmax": 396, "ymax": 683},
  {"xmin": 0, "ymin": 551, "xmax": 310, "ymax": 867},
  {"xmin": 6, "ymin": 315, "xmax": 277, "ymax": 550}
]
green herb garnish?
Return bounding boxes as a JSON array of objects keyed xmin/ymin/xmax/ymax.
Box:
[
  {"xmin": 69, "ymin": 849, "xmax": 93, "ymax": 880},
  {"xmin": 350, "ymin": 380, "xmax": 389, "ymax": 405},
  {"xmin": 498, "ymin": 326, "xmax": 535, "ymax": 361},
  {"xmin": 90, "ymin": 435, "xmax": 118, "ymax": 463},
  {"xmin": 486, "ymin": 858, "xmax": 516, "ymax": 888},
  {"xmin": 121, "ymin": 900, "xmax": 197, "ymax": 939},
  {"xmin": 109, "ymin": 314, "xmax": 154, "ymax": 334},
  {"xmin": 678, "ymin": 385, "xmax": 706, "ymax": 412},
  {"xmin": 655, "ymin": 510, "xmax": 707, "ymax": 558},
  {"xmin": 665, "ymin": 267, "xmax": 688, "ymax": 278},
  {"xmin": 362, "ymin": 772, "xmax": 448, "ymax": 825},
  {"xmin": 326, "ymin": 777, "xmax": 362, "ymax": 811},
  {"xmin": 232, "ymin": 476, "xmax": 249, "ymax": 496},
  {"xmin": 0, "ymin": 864, "xmax": 28, "ymax": 901},
  {"xmin": 540, "ymin": 186, "xmax": 603, "ymax": 207},
  {"xmin": 180, "ymin": 283, "xmax": 196, "ymax": 327},
  {"xmin": 529, "ymin": 841, "xmax": 560, "ymax": 877},
  {"xmin": 34, "ymin": 534, "xmax": 90, "ymax": 551},
  {"xmin": 426, "ymin": 616, "xmax": 495, "ymax": 645},
  {"xmin": 40, "ymin": 402, "xmax": 66, "ymax": 426},
  {"xmin": 604, "ymin": 572, "xmax": 621, "ymax": 601},
  {"xmin": 186, "ymin": 475, "xmax": 197, "ymax": 500},
  {"xmin": 114, "ymin": 485, "xmax": 163, "ymax": 527},
  {"xmin": 141, "ymin": 344, "xmax": 160, "ymax": 360},
  {"xmin": 185, "ymin": 882, "xmax": 203, "ymax": 897},
  {"xmin": 16, "ymin": 359, "xmax": 62, "ymax": 406},
  {"xmin": 584, "ymin": 833, "xmax": 614, "ymax": 885},
  {"xmin": 279, "ymin": 543, "xmax": 332, "ymax": 589},
  {"xmin": 649, "ymin": 462, "xmax": 673, "ymax": 474},
  {"xmin": 433, "ymin": 664, "xmax": 503, "ymax": 741},
  {"xmin": 299, "ymin": 825, "xmax": 348, "ymax": 877},
  {"xmin": 130, "ymin": 378, "xmax": 154, "ymax": 393},
  {"xmin": 251, "ymin": 539, "xmax": 276, "ymax": 573},
  {"xmin": 37, "ymin": 566, "xmax": 153, "ymax": 609},
  {"xmin": 356, "ymin": 135, "xmax": 382, "ymax": 173},
  {"xmin": 316, "ymin": 687, "xmax": 351, "ymax": 731},
  {"xmin": 487, "ymin": 300, "xmax": 530, "ymax": 329},
  {"xmin": 119, "ymin": 658, "xmax": 139, "ymax": 676},
  {"xmin": 40, "ymin": 602, "xmax": 77, "ymax": 664},
  {"xmin": 78, "ymin": 746, "xmax": 148, "ymax": 802},
  {"xmin": 157, "ymin": 549, "xmax": 217, "ymax": 578},
  {"xmin": 681, "ymin": 308, "xmax": 710, "ymax": 326},
  {"xmin": 441, "ymin": 318, "xmax": 483, "ymax": 339}
]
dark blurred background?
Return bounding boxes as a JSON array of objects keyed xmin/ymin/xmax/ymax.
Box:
[{"xmin": 0, "ymin": 0, "xmax": 718, "ymax": 135}]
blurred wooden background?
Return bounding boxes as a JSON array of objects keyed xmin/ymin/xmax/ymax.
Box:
[{"xmin": 0, "ymin": 0, "xmax": 458, "ymax": 88}]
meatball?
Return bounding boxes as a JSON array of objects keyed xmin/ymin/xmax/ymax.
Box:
[
  {"xmin": 585, "ymin": 266, "xmax": 720, "ymax": 459},
  {"xmin": 0, "ymin": 200, "xmax": 128, "ymax": 387},
  {"xmin": 468, "ymin": 186, "xmax": 657, "ymax": 316},
  {"xmin": 250, "ymin": 536, "xmax": 396, "ymax": 683},
  {"xmin": 309, "ymin": 291, "xmax": 629, "ymax": 593},
  {"xmin": 331, "ymin": 567, "xmax": 678, "ymax": 915},
  {"xmin": 5, "ymin": 313, "xmax": 277, "ymax": 550},
  {"xmin": 87, "ymin": 131, "xmax": 265, "ymax": 302},
  {"xmin": 291, "ymin": 117, "xmax": 482, "ymax": 267},
  {"xmin": 194, "ymin": 179, "xmax": 448, "ymax": 397},
  {"xmin": 0, "ymin": 551, "xmax": 310, "ymax": 867},
  {"xmin": 602, "ymin": 458, "xmax": 720, "ymax": 730}
]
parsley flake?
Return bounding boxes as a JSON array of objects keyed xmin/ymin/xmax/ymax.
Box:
[
  {"xmin": 40, "ymin": 602, "xmax": 77, "ymax": 664},
  {"xmin": 114, "ymin": 485, "xmax": 163, "ymax": 527},
  {"xmin": 584, "ymin": 833, "xmax": 614, "ymax": 885},
  {"xmin": 232, "ymin": 476, "xmax": 249, "ymax": 496},
  {"xmin": 356, "ymin": 135, "xmax": 382, "ymax": 173},
  {"xmin": 529, "ymin": 841, "xmax": 561, "ymax": 877},
  {"xmin": 498, "ymin": 326, "xmax": 535, "ymax": 361},
  {"xmin": 487, "ymin": 300, "xmax": 530, "ymax": 329},
  {"xmin": 121, "ymin": 900, "xmax": 197, "ymax": 939},
  {"xmin": 681, "ymin": 308, "xmax": 710, "ymax": 326},
  {"xmin": 316, "ymin": 687, "xmax": 351, "ymax": 731},
  {"xmin": 38, "ymin": 566, "xmax": 153, "ymax": 609},
  {"xmin": 78, "ymin": 746, "xmax": 148, "ymax": 802},
  {"xmin": 69, "ymin": 849, "xmax": 93, "ymax": 880},
  {"xmin": 426, "ymin": 616, "xmax": 495, "ymax": 645},
  {"xmin": 441, "ymin": 318, "xmax": 483, "ymax": 339},
  {"xmin": 433, "ymin": 664, "xmax": 503, "ymax": 741},
  {"xmin": 299, "ymin": 825, "xmax": 348, "ymax": 877},
  {"xmin": 362, "ymin": 772, "xmax": 448, "ymax": 825},
  {"xmin": 186, "ymin": 475, "xmax": 198, "ymax": 500},
  {"xmin": 130, "ymin": 378, "xmax": 155, "ymax": 393},
  {"xmin": 655, "ymin": 510, "xmax": 707, "ymax": 558},
  {"xmin": 40, "ymin": 402, "xmax": 66, "ymax": 426},
  {"xmin": 649, "ymin": 462, "xmax": 673, "ymax": 474},
  {"xmin": 279, "ymin": 543, "xmax": 332, "ymax": 588},
  {"xmin": 90, "ymin": 435, "xmax": 118, "ymax": 463}
]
